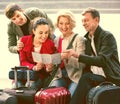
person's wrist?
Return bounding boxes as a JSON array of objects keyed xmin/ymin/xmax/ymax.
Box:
[
  {"xmin": 32, "ymin": 66, "xmax": 36, "ymax": 71},
  {"xmin": 46, "ymin": 67, "xmax": 53, "ymax": 72},
  {"xmin": 14, "ymin": 46, "xmax": 18, "ymax": 51},
  {"xmin": 73, "ymin": 53, "xmax": 79, "ymax": 58}
]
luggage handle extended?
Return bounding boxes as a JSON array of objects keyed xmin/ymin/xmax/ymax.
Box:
[
  {"xmin": 96, "ymin": 81, "xmax": 116, "ymax": 88},
  {"xmin": 11, "ymin": 66, "xmax": 30, "ymax": 89},
  {"xmin": 12, "ymin": 66, "xmax": 28, "ymax": 70}
]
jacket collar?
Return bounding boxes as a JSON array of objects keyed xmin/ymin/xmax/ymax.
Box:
[
  {"xmin": 84, "ymin": 26, "xmax": 103, "ymax": 54},
  {"xmin": 84, "ymin": 25, "xmax": 102, "ymax": 41}
]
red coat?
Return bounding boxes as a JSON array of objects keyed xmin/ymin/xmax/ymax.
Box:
[{"xmin": 19, "ymin": 34, "xmax": 57, "ymax": 69}]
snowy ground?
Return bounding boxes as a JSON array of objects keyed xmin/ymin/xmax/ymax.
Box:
[{"xmin": 0, "ymin": 13, "xmax": 120, "ymax": 88}]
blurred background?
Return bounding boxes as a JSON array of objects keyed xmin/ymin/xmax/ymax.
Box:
[{"xmin": 0, "ymin": 0, "xmax": 120, "ymax": 88}]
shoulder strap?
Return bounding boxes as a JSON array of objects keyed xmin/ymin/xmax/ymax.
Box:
[
  {"xmin": 43, "ymin": 34, "xmax": 78, "ymax": 88},
  {"xmin": 67, "ymin": 34, "xmax": 78, "ymax": 49}
]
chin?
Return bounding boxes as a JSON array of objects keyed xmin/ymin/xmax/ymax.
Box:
[
  {"xmin": 40, "ymin": 40, "xmax": 46, "ymax": 43},
  {"xmin": 18, "ymin": 23, "xmax": 24, "ymax": 26}
]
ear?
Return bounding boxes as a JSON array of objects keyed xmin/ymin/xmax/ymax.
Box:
[
  {"xmin": 32, "ymin": 29, "xmax": 35, "ymax": 35},
  {"xmin": 95, "ymin": 17, "xmax": 99, "ymax": 22}
]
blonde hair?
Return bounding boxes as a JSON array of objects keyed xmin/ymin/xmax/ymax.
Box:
[{"xmin": 55, "ymin": 10, "xmax": 76, "ymax": 29}]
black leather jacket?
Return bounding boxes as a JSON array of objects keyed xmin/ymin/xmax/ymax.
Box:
[{"xmin": 78, "ymin": 26, "xmax": 120, "ymax": 86}]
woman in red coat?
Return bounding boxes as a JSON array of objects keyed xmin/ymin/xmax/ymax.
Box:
[{"xmin": 18, "ymin": 18, "xmax": 65, "ymax": 89}]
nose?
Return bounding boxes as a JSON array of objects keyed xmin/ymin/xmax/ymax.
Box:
[
  {"xmin": 42, "ymin": 33, "xmax": 47, "ymax": 38},
  {"xmin": 63, "ymin": 24, "xmax": 67, "ymax": 28},
  {"xmin": 15, "ymin": 18, "xmax": 21, "ymax": 23}
]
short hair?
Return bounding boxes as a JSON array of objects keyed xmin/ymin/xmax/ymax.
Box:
[
  {"xmin": 5, "ymin": 3, "xmax": 22, "ymax": 19},
  {"xmin": 55, "ymin": 10, "xmax": 76, "ymax": 29},
  {"xmin": 82, "ymin": 7, "xmax": 100, "ymax": 21}
]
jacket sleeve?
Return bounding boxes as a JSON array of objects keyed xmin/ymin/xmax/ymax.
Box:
[
  {"xmin": 78, "ymin": 31, "xmax": 118, "ymax": 68},
  {"xmin": 25, "ymin": 7, "xmax": 47, "ymax": 19},
  {"xmin": 7, "ymin": 22, "xmax": 19, "ymax": 53},
  {"xmin": 19, "ymin": 50, "xmax": 34, "ymax": 69},
  {"xmin": 19, "ymin": 36, "xmax": 35, "ymax": 69},
  {"xmin": 25, "ymin": 7, "xmax": 54, "ymax": 36}
]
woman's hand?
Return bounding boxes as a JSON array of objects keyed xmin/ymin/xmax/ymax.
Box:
[
  {"xmin": 61, "ymin": 52, "xmax": 69, "ymax": 60},
  {"xmin": 45, "ymin": 63, "xmax": 54, "ymax": 72},
  {"xmin": 33, "ymin": 62, "xmax": 44, "ymax": 71}
]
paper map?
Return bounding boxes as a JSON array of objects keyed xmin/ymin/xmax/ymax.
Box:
[{"xmin": 32, "ymin": 52, "xmax": 61, "ymax": 64}]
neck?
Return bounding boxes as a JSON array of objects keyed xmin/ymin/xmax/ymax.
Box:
[
  {"xmin": 33, "ymin": 39, "xmax": 41, "ymax": 47},
  {"xmin": 89, "ymin": 25, "xmax": 98, "ymax": 37},
  {"xmin": 62, "ymin": 31, "xmax": 73, "ymax": 38}
]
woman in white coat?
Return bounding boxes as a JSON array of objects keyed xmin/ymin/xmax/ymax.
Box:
[{"xmin": 54, "ymin": 10, "xmax": 85, "ymax": 97}]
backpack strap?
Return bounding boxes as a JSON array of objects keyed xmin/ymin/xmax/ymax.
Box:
[
  {"xmin": 67, "ymin": 34, "xmax": 78, "ymax": 49},
  {"xmin": 43, "ymin": 34, "xmax": 78, "ymax": 87}
]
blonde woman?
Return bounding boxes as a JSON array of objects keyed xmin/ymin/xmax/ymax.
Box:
[{"xmin": 54, "ymin": 10, "xmax": 85, "ymax": 97}]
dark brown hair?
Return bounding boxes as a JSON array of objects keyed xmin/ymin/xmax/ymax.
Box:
[
  {"xmin": 82, "ymin": 7, "xmax": 100, "ymax": 21},
  {"xmin": 32, "ymin": 17, "xmax": 51, "ymax": 39},
  {"xmin": 5, "ymin": 3, "xmax": 22, "ymax": 19}
]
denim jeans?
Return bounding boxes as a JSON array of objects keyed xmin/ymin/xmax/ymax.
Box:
[
  {"xmin": 68, "ymin": 81, "xmax": 78, "ymax": 97},
  {"xmin": 30, "ymin": 78, "xmax": 43, "ymax": 90},
  {"xmin": 49, "ymin": 78, "xmax": 66, "ymax": 87},
  {"xmin": 62, "ymin": 69, "xmax": 78, "ymax": 97},
  {"xmin": 49, "ymin": 78, "xmax": 77, "ymax": 97},
  {"xmin": 12, "ymin": 80, "xmax": 25, "ymax": 88},
  {"xmin": 70, "ymin": 72, "xmax": 106, "ymax": 104}
]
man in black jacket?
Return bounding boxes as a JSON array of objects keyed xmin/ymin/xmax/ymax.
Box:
[{"xmin": 63, "ymin": 7, "xmax": 120, "ymax": 104}]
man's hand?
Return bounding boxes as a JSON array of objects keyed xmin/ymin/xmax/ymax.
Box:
[
  {"xmin": 62, "ymin": 49, "xmax": 79, "ymax": 58},
  {"xmin": 17, "ymin": 39, "xmax": 24, "ymax": 51}
]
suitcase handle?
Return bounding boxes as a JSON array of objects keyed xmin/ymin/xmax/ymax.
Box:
[
  {"xmin": 16, "ymin": 90, "xmax": 24, "ymax": 93},
  {"xmin": 12, "ymin": 66, "xmax": 30, "ymax": 89},
  {"xmin": 98, "ymin": 81, "xmax": 116, "ymax": 87},
  {"xmin": 12, "ymin": 66, "xmax": 29, "ymax": 70}
]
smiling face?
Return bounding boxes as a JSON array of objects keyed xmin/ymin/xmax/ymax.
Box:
[
  {"xmin": 57, "ymin": 16, "xmax": 73, "ymax": 37},
  {"xmin": 33, "ymin": 24, "xmax": 49, "ymax": 43},
  {"xmin": 10, "ymin": 10, "xmax": 27, "ymax": 26},
  {"xmin": 81, "ymin": 13, "xmax": 99, "ymax": 35}
]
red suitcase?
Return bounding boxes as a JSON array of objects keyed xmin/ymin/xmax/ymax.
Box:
[{"xmin": 35, "ymin": 86, "xmax": 71, "ymax": 104}]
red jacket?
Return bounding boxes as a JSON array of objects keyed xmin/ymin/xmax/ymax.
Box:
[{"xmin": 19, "ymin": 34, "xmax": 57, "ymax": 69}]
